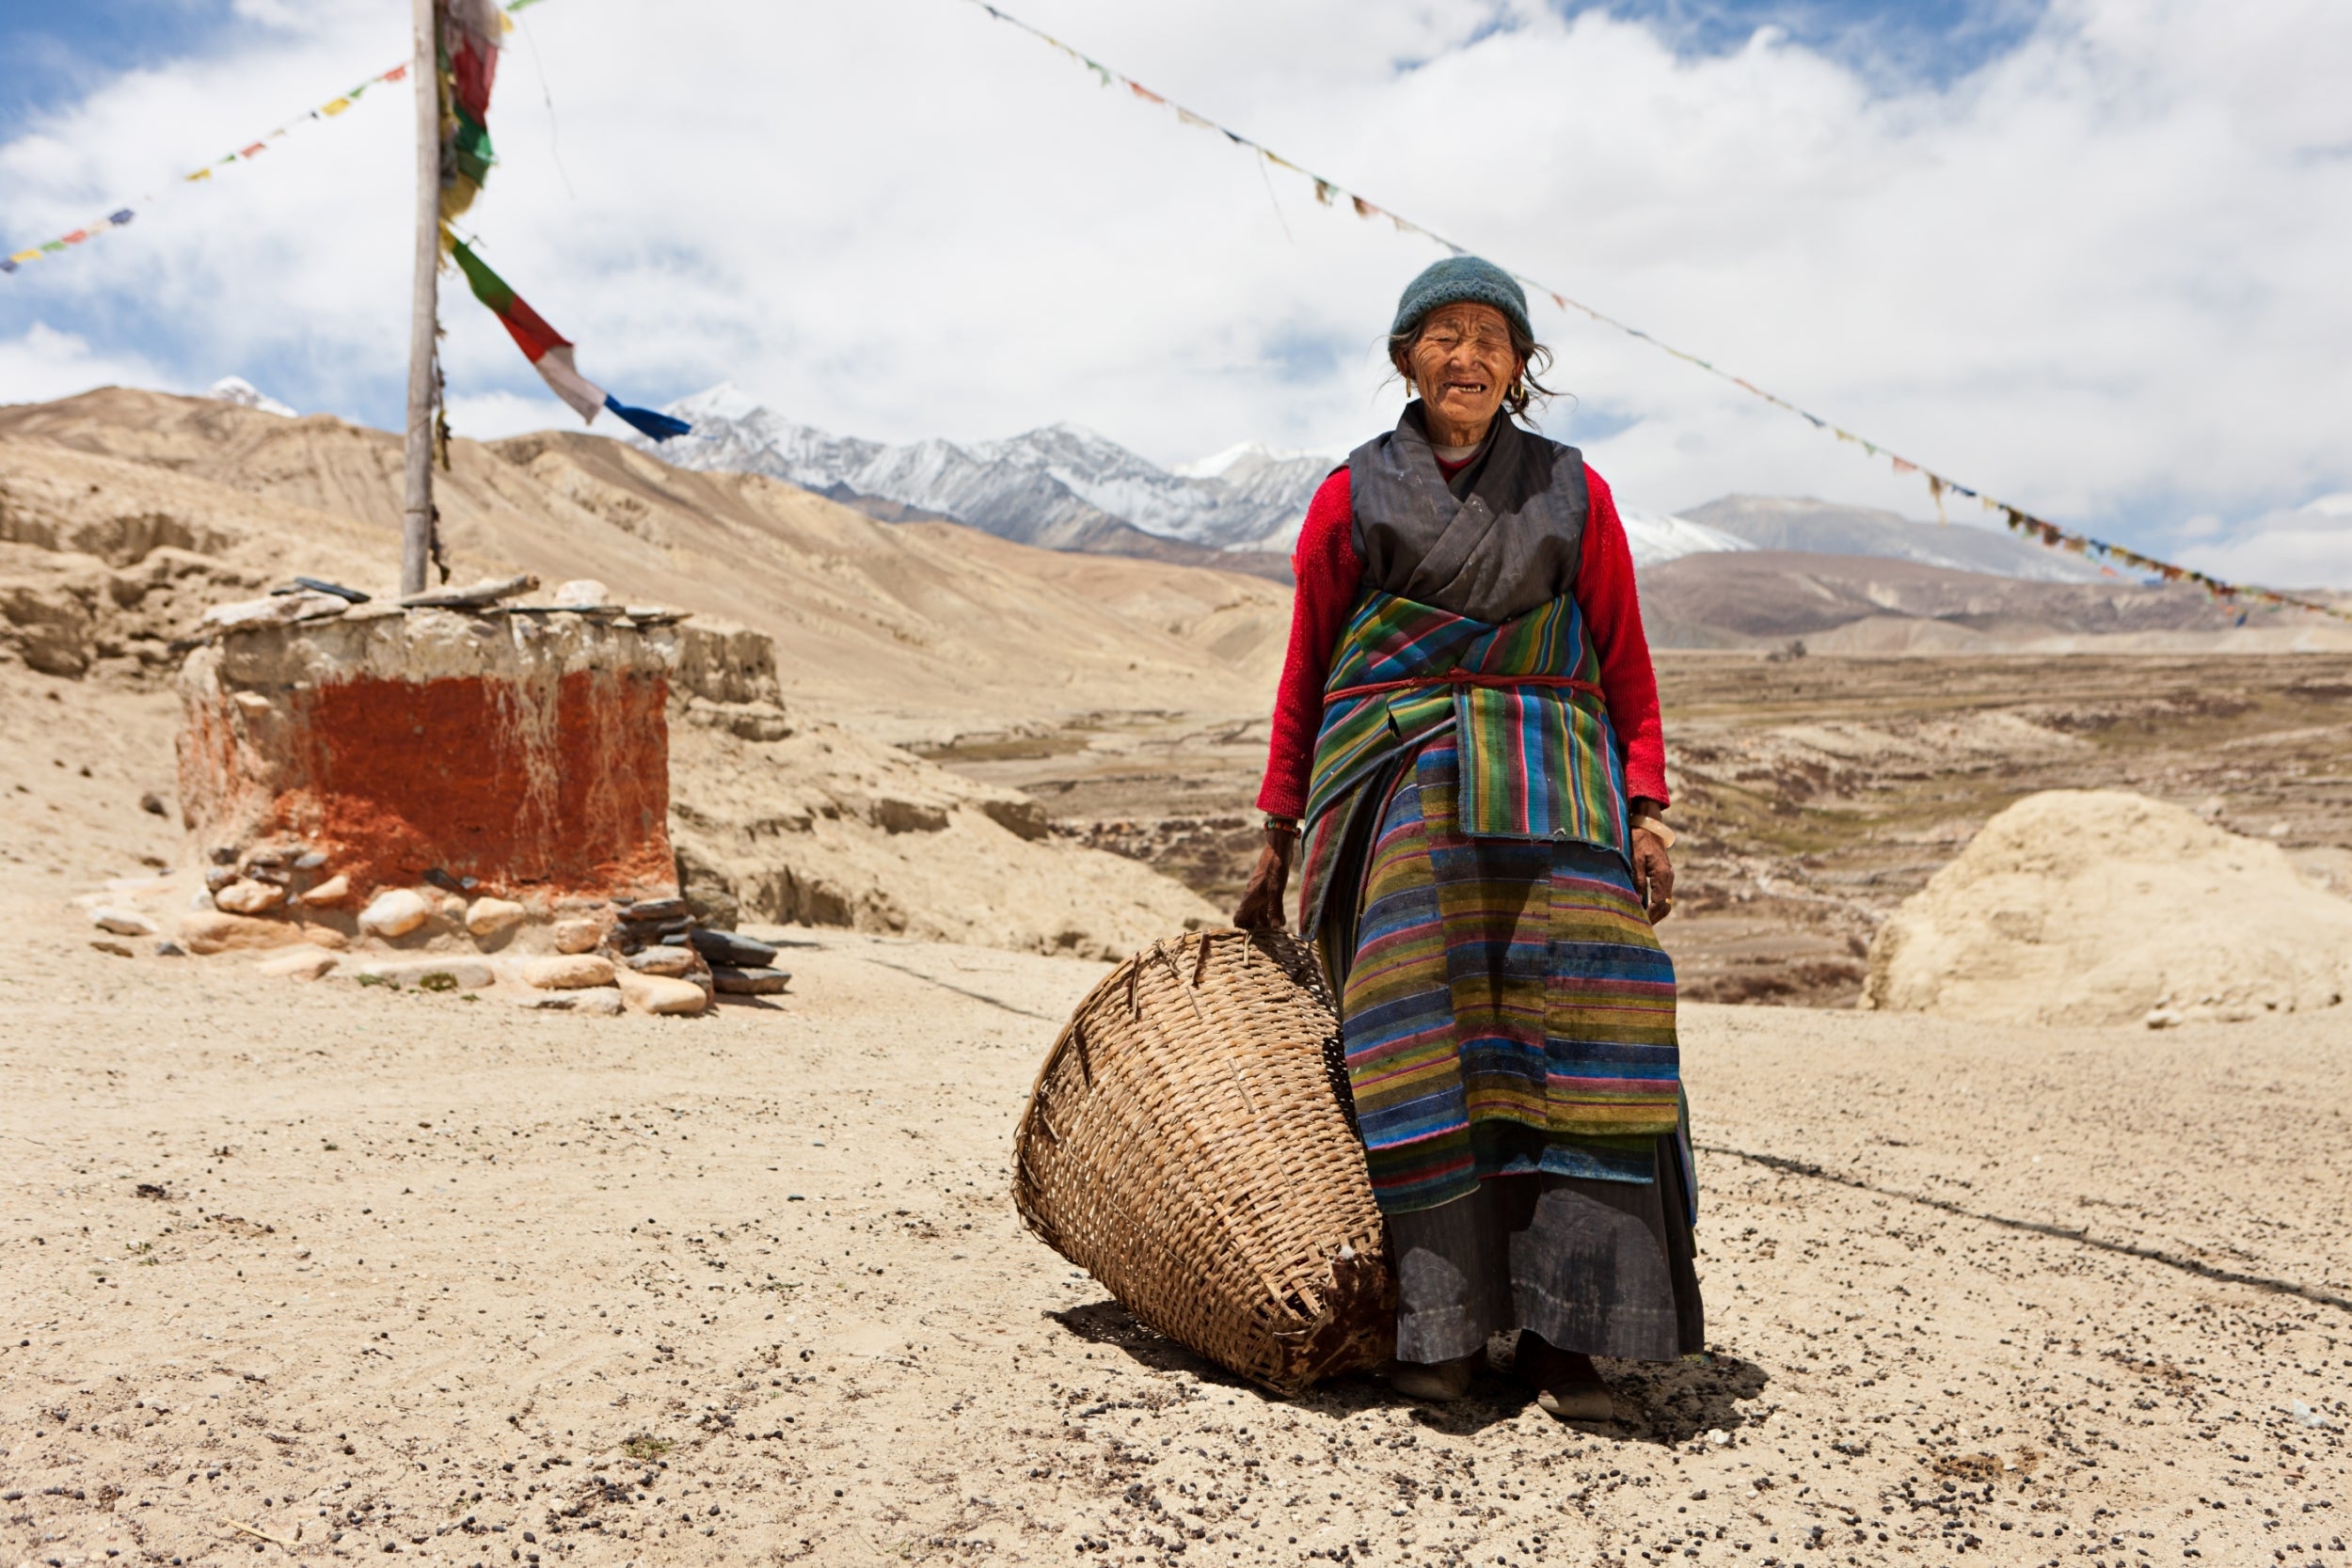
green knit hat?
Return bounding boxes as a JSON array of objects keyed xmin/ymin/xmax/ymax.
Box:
[{"xmin": 1391, "ymin": 256, "xmax": 1531, "ymax": 342}]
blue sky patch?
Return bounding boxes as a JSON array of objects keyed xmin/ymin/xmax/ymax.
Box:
[
  {"xmin": 0, "ymin": 1, "xmax": 265, "ymax": 144},
  {"xmin": 1550, "ymin": 0, "xmax": 2049, "ymax": 89}
]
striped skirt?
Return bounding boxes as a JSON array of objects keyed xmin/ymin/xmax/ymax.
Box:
[{"xmin": 1325, "ymin": 731, "xmax": 1686, "ymax": 1216}]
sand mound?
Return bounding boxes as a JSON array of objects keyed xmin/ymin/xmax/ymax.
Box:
[{"xmin": 1864, "ymin": 788, "xmax": 2352, "ymax": 1026}]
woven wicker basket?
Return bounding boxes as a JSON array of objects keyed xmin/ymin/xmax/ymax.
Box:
[{"xmin": 1013, "ymin": 927, "xmax": 1394, "ymax": 1393}]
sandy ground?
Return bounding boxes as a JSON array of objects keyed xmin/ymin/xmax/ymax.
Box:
[{"xmin": 5, "ymin": 898, "xmax": 2347, "ymax": 1568}]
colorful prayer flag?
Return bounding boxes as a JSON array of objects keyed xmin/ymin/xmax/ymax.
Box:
[
  {"xmin": 438, "ymin": 0, "xmax": 505, "ymax": 227},
  {"xmin": 450, "ymin": 240, "xmax": 690, "ymax": 442}
]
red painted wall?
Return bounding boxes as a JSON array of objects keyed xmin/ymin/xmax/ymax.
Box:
[{"xmin": 181, "ymin": 669, "xmax": 675, "ymax": 901}]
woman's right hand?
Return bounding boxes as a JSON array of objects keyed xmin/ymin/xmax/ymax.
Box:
[{"xmin": 1232, "ymin": 829, "xmax": 1295, "ymax": 930}]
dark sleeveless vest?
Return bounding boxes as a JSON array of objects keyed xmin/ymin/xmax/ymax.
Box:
[{"xmin": 1346, "ymin": 402, "xmax": 1588, "ymax": 626}]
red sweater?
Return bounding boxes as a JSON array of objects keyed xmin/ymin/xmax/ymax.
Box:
[{"xmin": 1255, "ymin": 461, "xmax": 1668, "ymax": 820}]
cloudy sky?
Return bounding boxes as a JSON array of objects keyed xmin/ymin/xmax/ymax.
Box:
[{"xmin": 4, "ymin": 0, "xmax": 2349, "ymax": 584}]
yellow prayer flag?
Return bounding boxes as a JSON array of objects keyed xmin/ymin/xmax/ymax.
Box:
[
  {"xmin": 321, "ymin": 97, "xmax": 352, "ymax": 116},
  {"xmin": 184, "ymin": 167, "xmax": 212, "ymax": 182},
  {"xmin": 8, "ymin": 249, "xmax": 40, "ymax": 263}
]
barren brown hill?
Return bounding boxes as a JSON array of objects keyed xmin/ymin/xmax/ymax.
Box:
[
  {"xmin": 0, "ymin": 387, "xmax": 1240, "ymax": 954},
  {"xmin": 0, "ymin": 387, "xmax": 1279, "ymax": 737}
]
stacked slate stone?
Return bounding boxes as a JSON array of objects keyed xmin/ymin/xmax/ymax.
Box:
[
  {"xmin": 687, "ymin": 927, "xmax": 793, "ymax": 996},
  {"xmin": 610, "ymin": 896, "xmax": 719, "ymax": 1002}
]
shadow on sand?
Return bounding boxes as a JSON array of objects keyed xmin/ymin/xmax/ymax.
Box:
[{"xmin": 1046, "ymin": 1300, "xmax": 1771, "ymax": 1444}]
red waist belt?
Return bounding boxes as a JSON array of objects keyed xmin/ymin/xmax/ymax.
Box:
[{"xmin": 1325, "ymin": 670, "xmax": 1605, "ymax": 704}]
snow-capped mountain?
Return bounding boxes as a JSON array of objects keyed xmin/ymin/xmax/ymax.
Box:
[
  {"xmin": 1617, "ymin": 506, "xmax": 1754, "ymax": 569},
  {"xmin": 644, "ymin": 386, "xmax": 1758, "ymax": 572},
  {"xmin": 205, "ymin": 375, "xmax": 294, "ymax": 418},
  {"xmin": 649, "ymin": 386, "xmax": 1330, "ymax": 556}
]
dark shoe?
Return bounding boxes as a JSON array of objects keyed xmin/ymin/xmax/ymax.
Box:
[
  {"xmin": 1388, "ymin": 1352, "xmax": 1480, "ymax": 1402},
  {"xmin": 1519, "ymin": 1337, "xmax": 1614, "ymax": 1422}
]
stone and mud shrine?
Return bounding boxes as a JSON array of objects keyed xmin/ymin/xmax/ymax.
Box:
[{"xmin": 114, "ymin": 586, "xmax": 793, "ymax": 1012}]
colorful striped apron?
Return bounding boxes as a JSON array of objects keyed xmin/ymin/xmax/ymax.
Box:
[{"xmin": 1296, "ymin": 589, "xmax": 1684, "ymax": 1215}]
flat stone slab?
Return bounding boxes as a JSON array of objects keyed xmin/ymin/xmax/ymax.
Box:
[
  {"xmin": 711, "ymin": 965, "xmax": 791, "ymax": 996},
  {"xmin": 690, "ymin": 929, "xmax": 780, "ymax": 968}
]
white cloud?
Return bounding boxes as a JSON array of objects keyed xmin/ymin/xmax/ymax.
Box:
[
  {"xmin": 3, "ymin": 0, "xmax": 2349, "ymax": 580},
  {"xmin": 442, "ymin": 388, "xmax": 580, "ymax": 442},
  {"xmin": 0, "ymin": 322, "xmax": 165, "ymax": 405},
  {"xmin": 2180, "ymin": 497, "xmax": 2352, "ymax": 591}
]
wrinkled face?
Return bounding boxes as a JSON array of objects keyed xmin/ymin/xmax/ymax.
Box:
[{"xmin": 1404, "ymin": 303, "xmax": 1522, "ymax": 437}]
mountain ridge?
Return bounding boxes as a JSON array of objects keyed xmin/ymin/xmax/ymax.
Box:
[
  {"xmin": 147, "ymin": 376, "xmax": 2158, "ymax": 592},
  {"xmin": 1687, "ymin": 494, "xmax": 2111, "ymax": 584},
  {"xmin": 639, "ymin": 385, "xmax": 1769, "ymax": 571}
]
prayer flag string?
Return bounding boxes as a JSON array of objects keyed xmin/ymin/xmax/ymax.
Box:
[
  {"xmin": 959, "ymin": 0, "xmax": 2349, "ymax": 622},
  {"xmin": 1, "ymin": 0, "xmax": 544, "ymax": 280}
]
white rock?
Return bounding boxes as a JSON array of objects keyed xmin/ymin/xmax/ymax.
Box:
[
  {"xmin": 551, "ymin": 917, "xmax": 605, "ymax": 955},
  {"xmin": 257, "ymin": 946, "xmax": 341, "ymax": 981},
  {"xmin": 465, "ymin": 896, "xmax": 528, "ymax": 937},
  {"xmin": 616, "ymin": 967, "xmax": 709, "ymax": 1016},
  {"xmin": 551, "ymin": 578, "xmax": 611, "ymax": 609},
  {"xmin": 297, "ymin": 874, "xmax": 352, "ymax": 907},
  {"xmin": 213, "ymin": 879, "xmax": 286, "ymax": 914},
  {"xmin": 358, "ymin": 888, "xmax": 433, "ymax": 939},
  {"xmin": 522, "ymin": 954, "xmax": 616, "ymax": 990},
  {"xmin": 90, "ymin": 908, "xmax": 158, "ymax": 937}
]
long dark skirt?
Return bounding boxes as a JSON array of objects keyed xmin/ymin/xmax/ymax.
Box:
[{"xmin": 1315, "ymin": 740, "xmax": 1704, "ymax": 1364}]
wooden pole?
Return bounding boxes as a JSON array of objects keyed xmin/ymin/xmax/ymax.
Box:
[{"xmin": 399, "ymin": 0, "xmax": 440, "ymax": 598}]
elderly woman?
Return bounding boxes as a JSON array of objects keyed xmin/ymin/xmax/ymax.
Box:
[{"xmin": 1234, "ymin": 257, "xmax": 1698, "ymax": 1418}]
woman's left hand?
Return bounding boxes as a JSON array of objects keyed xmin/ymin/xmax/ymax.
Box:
[
  {"xmin": 1232, "ymin": 827, "xmax": 1295, "ymax": 931},
  {"xmin": 1630, "ymin": 827, "xmax": 1675, "ymax": 924}
]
